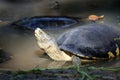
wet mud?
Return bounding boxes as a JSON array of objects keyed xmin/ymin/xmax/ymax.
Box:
[{"xmin": 0, "ymin": 66, "xmax": 120, "ymax": 80}]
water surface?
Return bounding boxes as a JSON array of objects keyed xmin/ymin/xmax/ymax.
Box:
[{"xmin": 0, "ymin": 0, "xmax": 120, "ymax": 70}]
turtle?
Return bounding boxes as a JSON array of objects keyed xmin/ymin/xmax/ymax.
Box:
[{"xmin": 34, "ymin": 23, "xmax": 120, "ymax": 65}]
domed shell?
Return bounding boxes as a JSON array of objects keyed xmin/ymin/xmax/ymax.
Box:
[{"xmin": 57, "ymin": 24, "xmax": 120, "ymax": 59}]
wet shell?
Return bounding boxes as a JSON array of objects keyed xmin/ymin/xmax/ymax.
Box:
[{"xmin": 57, "ymin": 23, "xmax": 120, "ymax": 60}]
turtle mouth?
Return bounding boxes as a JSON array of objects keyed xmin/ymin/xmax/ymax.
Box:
[
  {"xmin": 34, "ymin": 28, "xmax": 41, "ymax": 41},
  {"xmin": 34, "ymin": 28, "xmax": 46, "ymax": 41}
]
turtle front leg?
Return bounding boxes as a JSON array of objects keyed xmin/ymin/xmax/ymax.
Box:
[{"xmin": 34, "ymin": 28, "xmax": 72, "ymax": 61}]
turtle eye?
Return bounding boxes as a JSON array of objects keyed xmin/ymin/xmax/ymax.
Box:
[{"xmin": 39, "ymin": 31, "xmax": 43, "ymax": 34}]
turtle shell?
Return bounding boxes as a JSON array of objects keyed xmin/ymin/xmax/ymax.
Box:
[{"xmin": 57, "ymin": 23, "xmax": 120, "ymax": 59}]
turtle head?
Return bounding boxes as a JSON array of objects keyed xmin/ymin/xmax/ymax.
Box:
[
  {"xmin": 34, "ymin": 28, "xmax": 73, "ymax": 61},
  {"xmin": 34, "ymin": 28, "xmax": 50, "ymax": 42},
  {"xmin": 34, "ymin": 28, "xmax": 52, "ymax": 49}
]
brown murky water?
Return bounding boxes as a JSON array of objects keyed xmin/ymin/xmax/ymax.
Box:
[{"xmin": 0, "ymin": 0, "xmax": 120, "ymax": 70}]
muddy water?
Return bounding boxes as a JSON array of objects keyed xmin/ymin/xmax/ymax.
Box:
[{"xmin": 0, "ymin": 0, "xmax": 120, "ymax": 70}]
